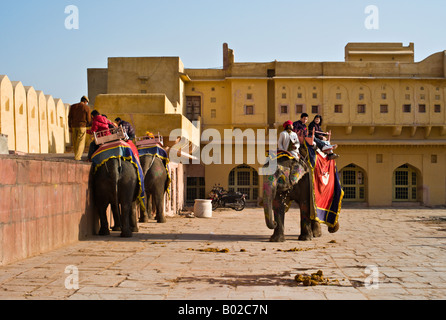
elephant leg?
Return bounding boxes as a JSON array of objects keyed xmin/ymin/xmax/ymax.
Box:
[
  {"xmin": 120, "ymin": 202, "xmax": 133, "ymax": 238},
  {"xmin": 298, "ymin": 201, "xmax": 313, "ymax": 241},
  {"xmin": 312, "ymin": 220, "xmax": 322, "ymax": 238},
  {"xmin": 97, "ymin": 202, "xmax": 110, "ymax": 236},
  {"xmin": 130, "ymin": 202, "xmax": 139, "ymax": 233},
  {"xmin": 139, "ymin": 193, "xmax": 150, "ymax": 223},
  {"xmin": 111, "ymin": 203, "xmax": 121, "ymax": 232},
  {"xmin": 270, "ymin": 200, "xmax": 286, "ymax": 242},
  {"xmin": 154, "ymin": 190, "xmax": 166, "ymax": 224}
]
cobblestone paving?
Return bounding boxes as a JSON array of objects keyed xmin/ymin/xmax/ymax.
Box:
[{"xmin": 0, "ymin": 207, "xmax": 445, "ymax": 300}]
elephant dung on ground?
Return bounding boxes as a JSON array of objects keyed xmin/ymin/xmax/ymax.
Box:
[
  {"xmin": 92, "ymin": 158, "xmax": 140, "ymax": 238},
  {"xmin": 139, "ymin": 154, "xmax": 170, "ymax": 224},
  {"xmin": 262, "ymin": 156, "xmax": 339, "ymax": 242}
]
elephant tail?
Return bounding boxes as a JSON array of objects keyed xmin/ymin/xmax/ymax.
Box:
[{"xmin": 109, "ymin": 159, "xmax": 121, "ymax": 227}]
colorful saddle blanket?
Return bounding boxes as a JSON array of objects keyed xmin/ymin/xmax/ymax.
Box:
[
  {"xmin": 91, "ymin": 140, "xmax": 146, "ymax": 211},
  {"xmin": 137, "ymin": 145, "xmax": 171, "ymax": 197},
  {"xmin": 303, "ymin": 142, "xmax": 344, "ymax": 228}
]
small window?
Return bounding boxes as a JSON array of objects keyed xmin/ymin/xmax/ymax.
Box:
[
  {"xmin": 336, "ymin": 93, "xmax": 342, "ymax": 100},
  {"xmin": 418, "ymin": 104, "xmax": 426, "ymax": 113},
  {"xmin": 282, "ymin": 93, "xmax": 287, "ymax": 99},
  {"xmin": 210, "ymin": 97, "xmax": 217, "ymax": 103},
  {"xmin": 311, "ymin": 105, "xmax": 319, "ymax": 114},
  {"xmin": 140, "ymin": 79, "xmax": 147, "ymax": 85},
  {"xmin": 435, "ymin": 95, "xmax": 441, "ymax": 100},
  {"xmin": 431, "ymin": 155, "xmax": 438, "ymax": 164},
  {"xmin": 245, "ymin": 105, "xmax": 254, "ymax": 115},
  {"xmin": 376, "ymin": 154, "xmax": 383, "ymax": 164},
  {"xmin": 381, "ymin": 93, "xmax": 387, "ymax": 100},
  {"xmin": 141, "ymin": 90, "xmax": 147, "ymax": 94},
  {"xmin": 211, "ymin": 109, "xmax": 216, "ymax": 118},
  {"xmin": 420, "ymin": 94, "xmax": 425, "ymax": 100},
  {"xmin": 280, "ymin": 105, "xmax": 288, "ymax": 114},
  {"xmin": 247, "ymin": 93, "xmax": 253, "ymax": 100},
  {"xmin": 19, "ymin": 104, "xmax": 24, "ymax": 115},
  {"xmin": 357, "ymin": 104, "xmax": 366, "ymax": 114},
  {"xmin": 434, "ymin": 105, "xmax": 441, "ymax": 113},
  {"xmin": 403, "ymin": 104, "xmax": 411, "ymax": 113},
  {"xmin": 312, "ymin": 93, "xmax": 318, "ymax": 99},
  {"xmin": 405, "ymin": 94, "xmax": 411, "ymax": 100},
  {"xmin": 297, "ymin": 93, "xmax": 303, "ymax": 99},
  {"xmin": 296, "ymin": 104, "xmax": 304, "ymax": 114},
  {"xmin": 359, "ymin": 94, "xmax": 364, "ymax": 101},
  {"xmin": 334, "ymin": 105, "xmax": 343, "ymax": 113},
  {"xmin": 380, "ymin": 105, "xmax": 388, "ymax": 113}
]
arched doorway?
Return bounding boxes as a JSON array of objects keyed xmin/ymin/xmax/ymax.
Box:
[
  {"xmin": 228, "ymin": 165, "xmax": 259, "ymax": 203},
  {"xmin": 393, "ymin": 164, "xmax": 420, "ymax": 202},
  {"xmin": 339, "ymin": 164, "xmax": 367, "ymax": 202}
]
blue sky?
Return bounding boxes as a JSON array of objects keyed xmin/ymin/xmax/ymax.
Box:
[{"xmin": 1, "ymin": 0, "xmax": 445, "ymax": 104}]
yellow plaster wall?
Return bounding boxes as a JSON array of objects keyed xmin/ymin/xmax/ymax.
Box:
[
  {"xmin": 11, "ymin": 81, "xmax": 28, "ymax": 153},
  {"xmin": 0, "ymin": 75, "xmax": 14, "ymax": 150},
  {"xmin": 45, "ymin": 95, "xmax": 57, "ymax": 154},
  {"xmin": 36, "ymin": 91, "xmax": 48, "ymax": 154},
  {"xmin": 24, "ymin": 86, "xmax": 40, "ymax": 154}
]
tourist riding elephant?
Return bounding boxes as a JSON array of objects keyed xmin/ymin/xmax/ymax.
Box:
[
  {"xmin": 262, "ymin": 155, "xmax": 339, "ymax": 242},
  {"xmin": 139, "ymin": 154, "xmax": 170, "ymax": 224},
  {"xmin": 92, "ymin": 158, "xmax": 140, "ymax": 238}
]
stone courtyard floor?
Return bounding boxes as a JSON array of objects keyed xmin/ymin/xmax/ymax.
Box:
[{"xmin": 0, "ymin": 207, "xmax": 445, "ymax": 301}]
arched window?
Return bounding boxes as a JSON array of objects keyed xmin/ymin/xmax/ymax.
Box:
[
  {"xmin": 393, "ymin": 164, "xmax": 419, "ymax": 202},
  {"xmin": 340, "ymin": 164, "xmax": 366, "ymax": 202},
  {"xmin": 229, "ymin": 165, "xmax": 259, "ymax": 203}
]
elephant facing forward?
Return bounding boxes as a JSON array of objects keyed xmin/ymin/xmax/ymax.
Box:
[{"xmin": 262, "ymin": 156, "xmax": 339, "ymax": 242}]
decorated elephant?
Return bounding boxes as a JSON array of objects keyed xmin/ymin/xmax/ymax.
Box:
[
  {"xmin": 262, "ymin": 154, "xmax": 339, "ymax": 242},
  {"xmin": 139, "ymin": 154, "xmax": 170, "ymax": 224},
  {"xmin": 92, "ymin": 158, "xmax": 140, "ymax": 238}
]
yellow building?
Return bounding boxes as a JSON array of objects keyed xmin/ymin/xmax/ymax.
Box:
[{"xmin": 88, "ymin": 43, "xmax": 446, "ymax": 207}]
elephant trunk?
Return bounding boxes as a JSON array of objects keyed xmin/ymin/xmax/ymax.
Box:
[{"xmin": 263, "ymin": 178, "xmax": 277, "ymax": 230}]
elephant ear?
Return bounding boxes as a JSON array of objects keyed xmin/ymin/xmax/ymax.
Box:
[
  {"xmin": 276, "ymin": 165, "xmax": 291, "ymax": 191},
  {"xmin": 289, "ymin": 161, "xmax": 307, "ymax": 186}
]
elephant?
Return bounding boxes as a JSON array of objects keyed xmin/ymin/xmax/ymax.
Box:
[
  {"xmin": 262, "ymin": 155, "xmax": 339, "ymax": 242},
  {"xmin": 92, "ymin": 158, "xmax": 140, "ymax": 238},
  {"xmin": 139, "ymin": 154, "xmax": 170, "ymax": 224}
]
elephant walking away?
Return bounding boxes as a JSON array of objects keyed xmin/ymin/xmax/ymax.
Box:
[
  {"xmin": 93, "ymin": 158, "xmax": 140, "ymax": 238},
  {"xmin": 262, "ymin": 155, "xmax": 339, "ymax": 242},
  {"xmin": 139, "ymin": 154, "xmax": 170, "ymax": 224}
]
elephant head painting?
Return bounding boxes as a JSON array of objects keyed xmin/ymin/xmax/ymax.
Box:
[{"xmin": 262, "ymin": 154, "xmax": 339, "ymax": 242}]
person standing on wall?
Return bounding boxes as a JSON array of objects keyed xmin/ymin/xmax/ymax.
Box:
[{"xmin": 68, "ymin": 96, "xmax": 92, "ymax": 161}]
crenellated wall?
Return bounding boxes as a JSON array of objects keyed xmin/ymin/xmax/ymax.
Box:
[{"xmin": 0, "ymin": 75, "xmax": 70, "ymax": 154}]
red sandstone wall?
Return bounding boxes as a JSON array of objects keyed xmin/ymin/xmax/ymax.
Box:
[{"xmin": 0, "ymin": 156, "xmax": 97, "ymax": 266}]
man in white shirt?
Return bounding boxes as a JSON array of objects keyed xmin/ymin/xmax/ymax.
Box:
[{"xmin": 278, "ymin": 121, "xmax": 300, "ymax": 159}]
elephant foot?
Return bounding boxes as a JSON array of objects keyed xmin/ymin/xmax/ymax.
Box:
[
  {"xmin": 131, "ymin": 226, "xmax": 139, "ymax": 233},
  {"xmin": 312, "ymin": 225, "xmax": 322, "ymax": 238},
  {"xmin": 328, "ymin": 222, "xmax": 340, "ymax": 234},
  {"xmin": 120, "ymin": 230, "xmax": 133, "ymax": 238},
  {"xmin": 270, "ymin": 234, "xmax": 286, "ymax": 243},
  {"xmin": 98, "ymin": 227, "xmax": 110, "ymax": 236},
  {"xmin": 156, "ymin": 217, "xmax": 167, "ymax": 224},
  {"xmin": 112, "ymin": 226, "xmax": 121, "ymax": 232},
  {"xmin": 139, "ymin": 217, "xmax": 149, "ymax": 223},
  {"xmin": 298, "ymin": 234, "xmax": 313, "ymax": 241}
]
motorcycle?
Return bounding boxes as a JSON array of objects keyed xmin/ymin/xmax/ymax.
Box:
[{"xmin": 209, "ymin": 186, "xmax": 246, "ymax": 211}]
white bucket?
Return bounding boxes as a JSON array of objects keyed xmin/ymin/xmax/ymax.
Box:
[{"xmin": 194, "ymin": 199, "xmax": 213, "ymax": 218}]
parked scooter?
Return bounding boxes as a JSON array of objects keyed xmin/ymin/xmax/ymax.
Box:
[{"xmin": 209, "ymin": 185, "xmax": 246, "ymax": 211}]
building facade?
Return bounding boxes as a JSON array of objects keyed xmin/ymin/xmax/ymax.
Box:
[{"xmin": 88, "ymin": 43, "xmax": 446, "ymax": 208}]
